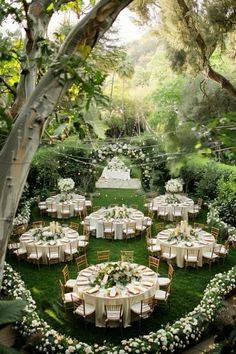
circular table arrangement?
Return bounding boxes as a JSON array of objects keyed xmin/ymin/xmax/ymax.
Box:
[
  {"xmin": 147, "ymin": 194, "xmax": 194, "ymax": 221},
  {"xmin": 20, "ymin": 222, "xmax": 88, "ymax": 264},
  {"xmin": 85, "ymin": 206, "xmax": 152, "ymax": 239},
  {"xmin": 39, "ymin": 193, "xmax": 92, "ymax": 218},
  {"xmin": 156, "ymin": 221, "xmax": 215, "ymax": 268},
  {"xmin": 74, "ymin": 262, "xmax": 158, "ymax": 327}
]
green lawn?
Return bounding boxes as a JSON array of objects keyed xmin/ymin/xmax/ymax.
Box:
[{"xmin": 7, "ymin": 189, "xmax": 236, "ymax": 346}]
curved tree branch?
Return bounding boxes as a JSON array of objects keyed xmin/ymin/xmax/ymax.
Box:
[{"xmin": 176, "ymin": 0, "xmax": 236, "ymax": 99}]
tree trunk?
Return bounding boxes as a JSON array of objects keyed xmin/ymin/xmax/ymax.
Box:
[
  {"xmin": 0, "ymin": 0, "xmax": 134, "ymax": 286},
  {"xmin": 176, "ymin": 0, "xmax": 236, "ymax": 99}
]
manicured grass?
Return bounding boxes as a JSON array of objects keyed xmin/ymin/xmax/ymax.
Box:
[{"xmin": 7, "ymin": 189, "xmax": 236, "ymax": 346}]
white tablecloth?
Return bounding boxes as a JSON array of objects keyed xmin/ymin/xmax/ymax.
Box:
[
  {"xmin": 20, "ymin": 227, "xmax": 86, "ymax": 264},
  {"xmin": 149, "ymin": 194, "xmax": 194, "ymax": 221},
  {"xmin": 74, "ymin": 263, "xmax": 158, "ymax": 327},
  {"xmin": 85, "ymin": 207, "xmax": 150, "ymax": 240},
  {"xmin": 156, "ymin": 228, "xmax": 215, "ymax": 268},
  {"xmin": 101, "ymin": 167, "xmax": 130, "ymax": 180},
  {"xmin": 45, "ymin": 193, "xmax": 91, "ymax": 218}
]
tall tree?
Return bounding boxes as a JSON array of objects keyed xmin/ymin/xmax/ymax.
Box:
[
  {"xmin": 158, "ymin": 0, "xmax": 236, "ymax": 98},
  {"xmin": 0, "ymin": 0, "xmax": 134, "ymax": 286}
]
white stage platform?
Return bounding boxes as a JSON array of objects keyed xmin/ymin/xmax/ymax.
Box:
[{"xmin": 95, "ymin": 177, "xmax": 141, "ymax": 189}]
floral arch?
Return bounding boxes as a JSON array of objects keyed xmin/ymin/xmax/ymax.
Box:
[{"xmin": 90, "ymin": 142, "xmax": 152, "ymax": 190}]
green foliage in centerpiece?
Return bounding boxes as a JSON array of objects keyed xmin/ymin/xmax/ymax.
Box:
[
  {"xmin": 90, "ymin": 262, "xmax": 141, "ymax": 289},
  {"xmin": 104, "ymin": 205, "xmax": 130, "ymax": 220},
  {"xmin": 165, "ymin": 194, "xmax": 180, "ymax": 204},
  {"xmin": 167, "ymin": 222, "xmax": 199, "ymax": 242},
  {"xmin": 31, "ymin": 223, "xmax": 64, "ymax": 241}
]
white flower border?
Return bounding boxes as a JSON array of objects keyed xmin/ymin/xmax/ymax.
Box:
[
  {"xmin": 90, "ymin": 143, "xmax": 152, "ymax": 189},
  {"xmin": 13, "ymin": 198, "xmax": 34, "ymax": 226},
  {"xmin": 207, "ymin": 202, "xmax": 236, "ymax": 241},
  {"xmin": 165, "ymin": 178, "xmax": 183, "ymax": 194},
  {"xmin": 1, "ymin": 263, "xmax": 236, "ymax": 354}
]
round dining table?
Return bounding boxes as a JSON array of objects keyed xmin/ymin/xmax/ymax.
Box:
[
  {"xmin": 41, "ymin": 193, "xmax": 92, "ymax": 218},
  {"xmin": 148, "ymin": 194, "xmax": 194, "ymax": 221},
  {"xmin": 20, "ymin": 226, "xmax": 87, "ymax": 264},
  {"xmin": 85, "ymin": 207, "xmax": 152, "ymax": 240},
  {"xmin": 156, "ymin": 228, "xmax": 215, "ymax": 268},
  {"xmin": 74, "ymin": 262, "xmax": 158, "ymax": 327}
]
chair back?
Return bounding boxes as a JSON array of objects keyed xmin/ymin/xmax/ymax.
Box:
[
  {"xmin": 120, "ymin": 250, "xmax": 134, "ymax": 262},
  {"xmin": 211, "ymin": 227, "xmax": 219, "ymax": 240},
  {"xmin": 194, "ymin": 223, "xmax": 204, "ymax": 230},
  {"xmin": 130, "ymin": 204, "xmax": 138, "ymax": 210},
  {"xmin": 165, "ymin": 282, "xmax": 172, "ymax": 299},
  {"xmin": 69, "ymin": 222, "xmax": 79, "ymax": 231},
  {"xmin": 161, "ymin": 245, "xmax": 172, "ymax": 258},
  {"xmin": 71, "ymin": 295, "xmax": 84, "ymax": 314},
  {"xmin": 97, "ymin": 250, "xmax": 110, "ymax": 263},
  {"xmin": 59, "ymin": 279, "xmax": 65, "ymax": 300},
  {"xmin": 197, "ymin": 198, "xmax": 203, "ymax": 208},
  {"xmin": 173, "ymin": 205, "xmax": 182, "ymax": 214},
  {"xmin": 93, "ymin": 206, "xmax": 101, "ymax": 212},
  {"xmin": 62, "ymin": 264, "xmax": 69, "ymax": 283},
  {"xmin": 141, "ymin": 296, "xmax": 154, "ymax": 317},
  {"xmin": 31, "ymin": 221, "xmax": 43, "ymax": 228},
  {"xmin": 49, "ymin": 245, "xmax": 59, "ymax": 258},
  {"xmin": 105, "ymin": 304, "xmax": 123, "ymax": 320},
  {"xmin": 158, "ymin": 206, "xmax": 167, "ymax": 215},
  {"xmin": 149, "ymin": 256, "xmax": 159, "ymax": 272},
  {"xmin": 75, "ymin": 254, "xmax": 88, "ymax": 271},
  {"xmin": 167, "ymin": 263, "xmax": 174, "ymax": 279},
  {"xmin": 103, "ymin": 222, "xmax": 114, "ymax": 238},
  {"xmin": 156, "ymin": 223, "xmax": 164, "ymax": 233},
  {"xmin": 14, "ymin": 224, "xmax": 27, "ymax": 236}
]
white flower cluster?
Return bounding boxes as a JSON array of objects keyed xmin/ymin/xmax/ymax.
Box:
[
  {"xmin": 107, "ymin": 157, "xmax": 128, "ymax": 172},
  {"xmin": 165, "ymin": 178, "xmax": 183, "ymax": 193},
  {"xmin": 13, "ymin": 199, "xmax": 34, "ymax": 226},
  {"xmin": 207, "ymin": 203, "xmax": 236, "ymax": 241},
  {"xmin": 58, "ymin": 178, "xmax": 75, "ymax": 193},
  {"xmin": 104, "ymin": 205, "xmax": 129, "ymax": 220},
  {"xmin": 1, "ymin": 262, "xmax": 235, "ymax": 354}
]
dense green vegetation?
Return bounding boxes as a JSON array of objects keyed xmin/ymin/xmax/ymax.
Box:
[{"xmin": 7, "ymin": 188, "xmax": 236, "ymax": 346}]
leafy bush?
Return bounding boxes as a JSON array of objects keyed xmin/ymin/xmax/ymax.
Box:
[
  {"xmin": 217, "ymin": 175, "xmax": 236, "ymax": 202},
  {"xmin": 218, "ymin": 198, "xmax": 236, "ymax": 227},
  {"xmin": 181, "ymin": 156, "xmax": 236, "ymax": 200}
]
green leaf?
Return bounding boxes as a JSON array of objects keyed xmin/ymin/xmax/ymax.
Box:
[
  {"xmin": 0, "ymin": 344, "xmax": 21, "ymax": 354},
  {"xmin": 0, "ymin": 300, "xmax": 26, "ymax": 326}
]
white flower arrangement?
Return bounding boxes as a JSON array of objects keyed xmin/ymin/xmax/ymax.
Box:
[
  {"xmin": 107, "ymin": 157, "xmax": 128, "ymax": 172},
  {"xmin": 207, "ymin": 202, "xmax": 236, "ymax": 242},
  {"xmin": 1, "ymin": 263, "xmax": 236, "ymax": 354},
  {"xmin": 165, "ymin": 178, "xmax": 183, "ymax": 194},
  {"xmin": 90, "ymin": 262, "xmax": 141, "ymax": 289},
  {"xmin": 32, "ymin": 223, "xmax": 64, "ymax": 241},
  {"xmin": 168, "ymin": 222, "xmax": 199, "ymax": 242},
  {"xmin": 13, "ymin": 199, "xmax": 34, "ymax": 226},
  {"xmin": 104, "ymin": 205, "xmax": 129, "ymax": 220},
  {"xmin": 58, "ymin": 178, "xmax": 75, "ymax": 193}
]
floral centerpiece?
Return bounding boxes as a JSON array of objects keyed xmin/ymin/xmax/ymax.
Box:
[
  {"xmin": 31, "ymin": 222, "xmax": 64, "ymax": 241},
  {"xmin": 165, "ymin": 194, "xmax": 180, "ymax": 204},
  {"xmin": 107, "ymin": 157, "xmax": 128, "ymax": 172},
  {"xmin": 168, "ymin": 221, "xmax": 199, "ymax": 242},
  {"xmin": 104, "ymin": 204, "xmax": 129, "ymax": 220},
  {"xmin": 57, "ymin": 178, "xmax": 75, "ymax": 202},
  {"xmin": 165, "ymin": 178, "xmax": 183, "ymax": 194},
  {"xmin": 90, "ymin": 262, "xmax": 141, "ymax": 289}
]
